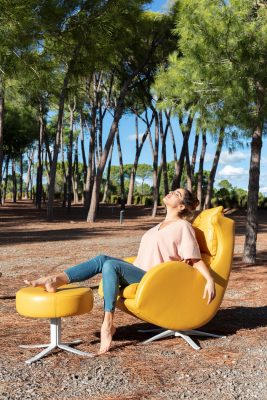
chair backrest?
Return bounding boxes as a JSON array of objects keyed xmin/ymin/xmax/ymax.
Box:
[{"xmin": 193, "ymin": 206, "xmax": 235, "ymax": 282}]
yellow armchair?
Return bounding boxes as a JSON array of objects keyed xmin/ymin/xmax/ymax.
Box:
[{"xmin": 98, "ymin": 206, "xmax": 234, "ymax": 349}]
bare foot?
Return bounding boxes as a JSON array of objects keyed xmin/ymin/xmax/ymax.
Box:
[
  {"xmin": 24, "ymin": 273, "xmax": 69, "ymax": 293},
  {"xmin": 98, "ymin": 325, "xmax": 116, "ymax": 355}
]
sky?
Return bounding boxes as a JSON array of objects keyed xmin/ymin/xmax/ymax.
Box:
[{"xmin": 98, "ymin": 0, "xmax": 267, "ymax": 195}]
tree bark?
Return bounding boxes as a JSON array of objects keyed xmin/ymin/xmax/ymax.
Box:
[
  {"xmin": 191, "ymin": 132, "xmax": 199, "ymax": 184},
  {"xmin": 12, "ymin": 159, "xmax": 17, "ymax": 203},
  {"xmin": 204, "ymin": 127, "xmax": 224, "ymax": 209},
  {"xmin": 102, "ymin": 140, "xmax": 114, "ymax": 203},
  {"xmin": 196, "ymin": 131, "xmax": 207, "ymax": 210},
  {"xmin": 0, "ymin": 78, "xmax": 4, "ymax": 206},
  {"xmin": 116, "ymin": 127, "xmax": 125, "ymax": 210},
  {"xmin": 36, "ymin": 107, "xmax": 44, "ymax": 209},
  {"xmin": 80, "ymin": 112, "xmax": 87, "ymax": 202},
  {"xmin": 243, "ymin": 82, "xmax": 265, "ymax": 264},
  {"xmin": 25, "ymin": 150, "xmax": 35, "ymax": 199},
  {"xmin": 47, "ymin": 72, "xmax": 69, "ymax": 219},
  {"xmin": 185, "ymin": 141, "xmax": 192, "ymax": 192},
  {"xmin": 84, "ymin": 74, "xmax": 98, "ymax": 211},
  {"xmin": 61, "ymin": 126, "xmax": 67, "ymax": 208},
  {"xmin": 67, "ymin": 104, "xmax": 75, "ymax": 212},
  {"xmin": 3, "ymin": 155, "xmax": 9, "ymax": 203},
  {"xmin": 158, "ymin": 111, "xmax": 169, "ymax": 196},
  {"xmin": 171, "ymin": 113, "xmax": 194, "ymax": 190},
  {"xmin": 72, "ymin": 136, "xmax": 79, "ymax": 204},
  {"xmin": 18, "ymin": 153, "xmax": 23, "ymax": 201},
  {"xmin": 87, "ymin": 80, "xmax": 130, "ymax": 222},
  {"xmin": 127, "ymin": 113, "xmax": 153, "ymax": 205},
  {"xmin": 151, "ymin": 108, "xmax": 159, "ymax": 218}
]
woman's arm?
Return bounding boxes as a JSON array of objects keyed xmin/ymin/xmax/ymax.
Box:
[{"xmin": 183, "ymin": 258, "xmax": 216, "ymax": 304}]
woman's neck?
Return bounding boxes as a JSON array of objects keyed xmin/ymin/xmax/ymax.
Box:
[{"xmin": 164, "ymin": 209, "xmax": 181, "ymax": 222}]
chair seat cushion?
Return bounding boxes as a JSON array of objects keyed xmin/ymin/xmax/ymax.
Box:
[{"xmin": 16, "ymin": 285, "xmax": 93, "ymax": 318}]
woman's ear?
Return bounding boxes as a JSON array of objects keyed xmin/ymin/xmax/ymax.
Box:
[{"xmin": 179, "ymin": 204, "xmax": 186, "ymax": 211}]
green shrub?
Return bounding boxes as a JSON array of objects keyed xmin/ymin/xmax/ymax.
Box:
[
  {"xmin": 110, "ymin": 195, "xmax": 120, "ymax": 204},
  {"xmin": 134, "ymin": 195, "xmax": 141, "ymax": 205},
  {"xmin": 143, "ymin": 196, "xmax": 153, "ymax": 206}
]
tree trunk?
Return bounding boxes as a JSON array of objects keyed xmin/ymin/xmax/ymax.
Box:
[
  {"xmin": 191, "ymin": 132, "xmax": 199, "ymax": 185},
  {"xmin": 84, "ymin": 104, "xmax": 97, "ymax": 211},
  {"xmin": 185, "ymin": 141, "xmax": 192, "ymax": 192},
  {"xmin": 36, "ymin": 108, "xmax": 44, "ymax": 209},
  {"xmin": 61, "ymin": 126, "xmax": 67, "ymax": 208},
  {"xmin": 80, "ymin": 112, "xmax": 87, "ymax": 202},
  {"xmin": 102, "ymin": 140, "xmax": 114, "ymax": 203},
  {"xmin": 243, "ymin": 83, "xmax": 264, "ymax": 264},
  {"xmin": 47, "ymin": 73, "xmax": 69, "ymax": 219},
  {"xmin": 167, "ymin": 115, "xmax": 179, "ymax": 178},
  {"xmin": 127, "ymin": 113, "xmax": 153, "ymax": 205},
  {"xmin": 196, "ymin": 131, "xmax": 207, "ymax": 210},
  {"xmin": 3, "ymin": 155, "xmax": 9, "ymax": 203},
  {"xmin": 18, "ymin": 153, "xmax": 23, "ymax": 201},
  {"xmin": 72, "ymin": 136, "xmax": 79, "ymax": 204},
  {"xmin": 25, "ymin": 149, "xmax": 34, "ymax": 199},
  {"xmin": 87, "ymin": 80, "xmax": 129, "ymax": 222},
  {"xmin": 0, "ymin": 78, "xmax": 4, "ymax": 206},
  {"xmin": 159, "ymin": 111, "xmax": 169, "ymax": 196},
  {"xmin": 204, "ymin": 128, "xmax": 224, "ymax": 209},
  {"xmin": 67, "ymin": 105, "xmax": 74, "ymax": 212},
  {"xmin": 116, "ymin": 127, "xmax": 125, "ymax": 210},
  {"xmin": 171, "ymin": 113, "xmax": 194, "ymax": 190},
  {"xmin": 98, "ymin": 102, "xmax": 103, "ymax": 160},
  {"xmin": 151, "ymin": 109, "xmax": 159, "ymax": 218},
  {"xmin": 43, "ymin": 125, "xmax": 52, "ymax": 168},
  {"xmin": 12, "ymin": 159, "xmax": 17, "ymax": 203}
]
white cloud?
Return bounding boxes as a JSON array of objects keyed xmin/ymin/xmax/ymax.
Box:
[
  {"xmin": 203, "ymin": 153, "xmax": 214, "ymax": 162},
  {"xmin": 219, "ymin": 151, "xmax": 248, "ymax": 165},
  {"xmin": 218, "ymin": 165, "xmax": 248, "ymax": 177},
  {"xmin": 128, "ymin": 133, "xmax": 146, "ymax": 141},
  {"xmin": 204, "ymin": 150, "xmax": 248, "ymax": 165},
  {"xmin": 260, "ymin": 186, "xmax": 267, "ymax": 194}
]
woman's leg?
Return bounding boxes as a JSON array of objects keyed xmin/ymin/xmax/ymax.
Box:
[
  {"xmin": 99, "ymin": 258, "xmax": 146, "ymax": 354},
  {"xmin": 25, "ymin": 254, "xmax": 118, "ymax": 292},
  {"xmin": 25, "ymin": 254, "xmax": 146, "ymax": 353}
]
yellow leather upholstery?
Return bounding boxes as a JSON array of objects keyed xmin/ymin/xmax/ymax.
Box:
[
  {"xmin": 98, "ymin": 206, "xmax": 234, "ymax": 331},
  {"xmin": 16, "ymin": 285, "xmax": 93, "ymax": 318}
]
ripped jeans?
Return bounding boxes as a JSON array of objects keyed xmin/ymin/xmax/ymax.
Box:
[{"xmin": 64, "ymin": 254, "xmax": 146, "ymax": 312}]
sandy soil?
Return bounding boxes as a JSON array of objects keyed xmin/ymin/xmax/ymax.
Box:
[{"xmin": 0, "ymin": 201, "xmax": 266, "ymax": 400}]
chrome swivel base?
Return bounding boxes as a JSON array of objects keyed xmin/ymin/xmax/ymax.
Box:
[
  {"xmin": 139, "ymin": 328, "xmax": 226, "ymax": 350},
  {"xmin": 20, "ymin": 318, "xmax": 94, "ymax": 364}
]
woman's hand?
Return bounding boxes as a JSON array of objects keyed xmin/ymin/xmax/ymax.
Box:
[{"xmin": 203, "ymin": 278, "xmax": 216, "ymax": 304}]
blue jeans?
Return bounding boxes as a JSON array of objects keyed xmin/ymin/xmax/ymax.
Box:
[{"xmin": 64, "ymin": 254, "xmax": 146, "ymax": 312}]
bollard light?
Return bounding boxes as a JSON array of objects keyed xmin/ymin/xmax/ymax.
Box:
[{"xmin": 120, "ymin": 210, "xmax": 125, "ymax": 224}]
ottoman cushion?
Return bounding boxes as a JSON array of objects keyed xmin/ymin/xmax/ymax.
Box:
[{"xmin": 16, "ymin": 285, "xmax": 93, "ymax": 318}]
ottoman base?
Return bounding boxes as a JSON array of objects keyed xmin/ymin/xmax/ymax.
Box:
[{"xmin": 20, "ymin": 317, "xmax": 94, "ymax": 364}]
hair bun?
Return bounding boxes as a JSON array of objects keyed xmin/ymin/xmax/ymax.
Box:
[{"xmin": 192, "ymin": 197, "xmax": 200, "ymax": 210}]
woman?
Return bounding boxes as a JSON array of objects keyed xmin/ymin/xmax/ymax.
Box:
[{"xmin": 25, "ymin": 188, "xmax": 216, "ymax": 355}]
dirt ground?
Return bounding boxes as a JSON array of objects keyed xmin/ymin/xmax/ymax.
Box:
[{"xmin": 0, "ymin": 201, "xmax": 266, "ymax": 400}]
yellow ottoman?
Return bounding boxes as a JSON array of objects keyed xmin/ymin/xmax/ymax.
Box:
[{"xmin": 16, "ymin": 285, "xmax": 94, "ymax": 364}]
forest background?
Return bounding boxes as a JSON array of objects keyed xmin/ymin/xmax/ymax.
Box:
[{"xmin": 1, "ymin": 0, "xmax": 267, "ymax": 264}]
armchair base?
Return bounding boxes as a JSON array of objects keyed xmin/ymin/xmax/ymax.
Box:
[{"xmin": 139, "ymin": 328, "xmax": 226, "ymax": 350}]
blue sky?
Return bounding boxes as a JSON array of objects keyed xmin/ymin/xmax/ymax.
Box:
[{"xmin": 102, "ymin": 0, "xmax": 267, "ymax": 195}]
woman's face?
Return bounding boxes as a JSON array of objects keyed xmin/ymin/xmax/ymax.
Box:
[{"xmin": 163, "ymin": 188, "xmax": 186, "ymax": 210}]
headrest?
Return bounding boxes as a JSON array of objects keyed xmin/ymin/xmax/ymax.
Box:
[{"xmin": 192, "ymin": 206, "xmax": 224, "ymax": 256}]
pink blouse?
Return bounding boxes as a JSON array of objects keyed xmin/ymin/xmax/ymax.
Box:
[{"xmin": 133, "ymin": 219, "xmax": 201, "ymax": 272}]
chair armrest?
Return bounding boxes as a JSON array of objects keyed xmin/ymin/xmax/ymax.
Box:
[
  {"xmin": 123, "ymin": 256, "xmax": 137, "ymax": 264},
  {"xmin": 126, "ymin": 260, "xmax": 221, "ymax": 331}
]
